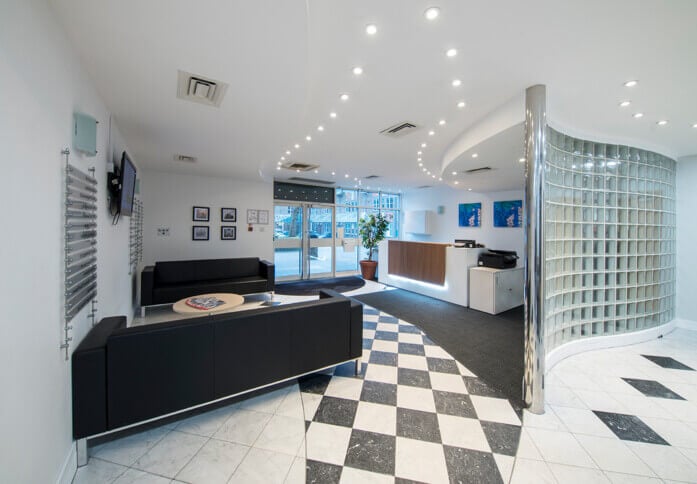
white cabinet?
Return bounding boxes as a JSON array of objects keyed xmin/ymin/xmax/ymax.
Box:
[{"xmin": 469, "ymin": 266, "xmax": 524, "ymax": 315}]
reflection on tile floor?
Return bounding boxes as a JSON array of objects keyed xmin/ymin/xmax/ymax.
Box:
[{"xmin": 512, "ymin": 328, "xmax": 697, "ymax": 483}]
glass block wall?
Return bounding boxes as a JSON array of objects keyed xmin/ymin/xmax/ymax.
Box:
[{"xmin": 544, "ymin": 128, "xmax": 676, "ymax": 353}]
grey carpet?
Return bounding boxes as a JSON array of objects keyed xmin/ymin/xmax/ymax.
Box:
[
  {"xmin": 276, "ymin": 276, "xmax": 365, "ymax": 296},
  {"xmin": 354, "ymin": 288, "xmax": 525, "ymax": 406}
]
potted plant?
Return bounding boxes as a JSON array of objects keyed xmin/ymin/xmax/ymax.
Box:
[{"xmin": 358, "ymin": 213, "xmax": 390, "ymax": 280}]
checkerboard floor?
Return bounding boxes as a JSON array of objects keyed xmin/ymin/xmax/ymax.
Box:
[{"xmin": 300, "ymin": 306, "xmax": 522, "ymax": 483}]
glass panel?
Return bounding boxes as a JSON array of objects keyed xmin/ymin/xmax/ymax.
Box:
[
  {"xmin": 308, "ymin": 206, "xmax": 333, "ymax": 278},
  {"xmin": 359, "ymin": 191, "xmax": 380, "ymax": 209},
  {"xmin": 336, "ymin": 205, "xmax": 358, "ymax": 273},
  {"xmin": 273, "ymin": 204, "xmax": 302, "ymax": 279}
]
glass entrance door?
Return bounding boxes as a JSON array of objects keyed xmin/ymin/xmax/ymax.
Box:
[
  {"xmin": 307, "ymin": 205, "xmax": 334, "ymax": 279},
  {"xmin": 273, "ymin": 204, "xmax": 303, "ymax": 280}
]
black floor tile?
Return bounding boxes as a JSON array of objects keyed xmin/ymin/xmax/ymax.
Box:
[
  {"xmin": 306, "ymin": 459, "xmax": 342, "ymax": 484},
  {"xmin": 344, "ymin": 429, "xmax": 396, "ymax": 475},
  {"xmin": 313, "ymin": 396, "xmax": 359, "ymax": 428},
  {"xmin": 480, "ymin": 421, "xmax": 521, "ymax": 456},
  {"xmin": 364, "ymin": 308, "xmax": 380, "ymax": 315},
  {"xmin": 395, "ymin": 479, "xmax": 427, "ymax": 484},
  {"xmin": 360, "ymin": 381, "xmax": 398, "ymax": 406},
  {"xmin": 443, "ymin": 446, "xmax": 503, "ymax": 484},
  {"xmin": 621, "ymin": 378, "xmax": 685, "ymax": 400},
  {"xmin": 363, "ymin": 338, "xmax": 373, "ymax": 350},
  {"xmin": 397, "ymin": 368, "xmax": 431, "ymax": 388},
  {"xmin": 463, "ymin": 377, "xmax": 507, "ymax": 398},
  {"xmin": 333, "ymin": 361, "xmax": 365, "ymax": 379},
  {"xmin": 379, "ymin": 315, "xmax": 399, "ymax": 324},
  {"xmin": 642, "ymin": 355, "xmax": 694, "ymax": 371},
  {"xmin": 369, "ymin": 351, "xmax": 399, "ymax": 367},
  {"xmin": 426, "ymin": 357, "xmax": 459, "ymax": 374},
  {"xmin": 433, "ymin": 390, "xmax": 477, "ymax": 419},
  {"xmin": 398, "ymin": 343, "xmax": 426, "ymax": 356},
  {"xmin": 299, "ymin": 373, "xmax": 333, "ymax": 394},
  {"xmin": 398, "ymin": 324, "xmax": 422, "ymax": 334},
  {"xmin": 363, "ymin": 321, "xmax": 378, "ymax": 330},
  {"xmin": 396, "ymin": 407, "xmax": 441, "ymax": 443},
  {"xmin": 375, "ymin": 330, "xmax": 399, "ymax": 341},
  {"xmin": 593, "ymin": 411, "xmax": 669, "ymax": 445}
]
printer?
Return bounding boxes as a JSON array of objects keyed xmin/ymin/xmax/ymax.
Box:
[{"xmin": 478, "ymin": 249, "xmax": 519, "ymax": 269}]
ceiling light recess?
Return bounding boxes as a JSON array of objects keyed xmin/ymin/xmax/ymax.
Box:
[
  {"xmin": 424, "ymin": 6, "xmax": 440, "ymax": 20},
  {"xmin": 365, "ymin": 24, "xmax": 377, "ymax": 35},
  {"xmin": 452, "ymin": 79, "xmax": 462, "ymax": 87},
  {"xmin": 633, "ymin": 113, "xmax": 644, "ymax": 118},
  {"xmin": 619, "ymin": 100, "xmax": 631, "ymax": 107},
  {"xmin": 352, "ymin": 67, "xmax": 363, "ymax": 76},
  {"xmin": 657, "ymin": 120, "xmax": 668, "ymax": 126},
  {"xmin": 446, "ymin": 48, "xmax": 457, "ymax": 57},
  {"xmin": 624, "ymin": 80, "xmax": 638, "ymax": 87},
  {"xmin": 340, "ymin": 93, "xmax": 350, "ymax": 101},
  {"xmin": 457, "ymin": 101, "xmax": 466, "ymax": 108}
]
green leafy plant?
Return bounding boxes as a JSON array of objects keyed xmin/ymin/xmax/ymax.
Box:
[{"xmin": 358, "ymin": 213, "xmax": 391, "ymax": 261}]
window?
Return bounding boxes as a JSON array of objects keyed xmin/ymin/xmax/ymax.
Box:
[{"xmin": 335, "ymin": 189, "xmax": 401, "ymax": 239}]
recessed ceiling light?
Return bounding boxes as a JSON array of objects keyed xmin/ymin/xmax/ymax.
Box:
[
  {"xmin": 427, "ymin": 171, "xmax": 431, "ymax": 175},
  {"xmin": 422, "ymin": 168, "xmax": 427, "ymax": 172},
  {"xmin": 294, "ymin": 143, "xmax": 300, "ymax": 149},
  {"xmin": 446, "ymin": 48, "xmax": 457, "ymax": 57},
  {"xmin": 331, "ymin": 171, "xmax": 336, "ymax": 175},
  {"xmin": 624, "ymin": 80, "xmax": 638, "ymax": 87},
  {"xmin": 365, "ymin": 24, "xmax": 377, "ymax": 35},
  {"xmin": 418, "ymin": 157, "xmax": 422, "ymax": 161},
  {"xmin": 619, "ymin": 100, "xmax": 631, "ymax": 107},
  {"xmin": 452, "ymin": 171, "xmax": 457, "ymax": 175},
  {"xmin": 354, "ymin": 177, "xmax": 358, "ymax": 181},
  {"xmin": 417, "ymin": 151, "xmax": 423, "ymax": 155},
  {"xmin": 439, "ymin": 177, "xmax": 442, "ymax": 181},
  {"xmin": 306, "ymin": 135, "xmax": 312, "ymax": 141},
  {"xmin": 296, "ymin": 169, "xmax": 300, "ymax": 173},
  {"xmin": 419, "ymin": 162, "xmax": 423, "ymax": 167},
  {"xmin": 693, "ymin": 123, "xmax": 697, "ymax": 128},
  {"xmin": 421, "ymin": 143, "xmax": 427, "ymax": 148},
  {"xmin": 317, "ymin": 125, "xmax": 324, "ymax": 131},
  {"xmin": 457, "ymin": 101, "xmax": 466, "ymax": 108},
  {"xmin": 330, "ymin": 112, "xmax": 337, "ymax": 118},
  {"xmin": 633, "ymin": 113, "xmax": 644, "ymax": 118},
  {"xmin": 468, "ymin": 188, "xmax": 472, "ymax": 191},
  {"xmin": 454, "ymin": 181, "xmax": 459, "ymax": 185},
  {"xmin": 472, "ymin": 153, "xmax": 478, "ymax": 158},
  {"xmin": 281, "ymin": 156, "xmax": 286, "ymax": 161},
  {"xmin": 314, "ymin": 169, "xmax": 319, "ymax": 174},
  {"xmin": 439, "ymin": 120, "xmax": 446, "ymax": 126},
  {"xmin": 340, "ymin": 93, "xmax": 350, "ymax": 101},
  {"xmin": 345, "ymin": 174, "xmax": 349, "ymax": 178},
  {"xmin": 428, "ymin": 130, "xmax": 435, "ymax": 136},
  {"xmin": 451, "ymin": 79, "xmax": 462, "ymax": 87},
  {"xmin": 432, "ymin": 175, "xmax": 436, "ymax": 179},
  {"xmin": 518, "ymin": 157, "xmax": 526, "ymax": 163},
  {"xmin": 286, "ymin": 150, "xmax": 291, "ymax": 155},
  {"xmin": 276, "ymin": 166, "xmax": 281, "ymax": 170},
  {"xmin": 352, "ymin": 66, "xmax": 363, "ymax": 76},
  {"xmin": 424, "ymin": 7, "xmax": 440, "ymax": 20},
  {"xmin": 657, "ymin": 120, "xmax": 668, "ymax": 126},
  {"xmin": 277, "ymin": 161, "xmax": 282, "ymax": 165}
]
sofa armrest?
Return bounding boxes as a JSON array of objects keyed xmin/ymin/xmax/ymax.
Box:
[
  {"xmin": 259, "ymin": 260, "xmax": 275, "ymax": 291},
  {"xmin": 319, "ymin": 290, "xmax": 363, "ymax": 359},
  {"xmin": 141, "ymin": 266, "xmax": 155, "ymax": 306}
]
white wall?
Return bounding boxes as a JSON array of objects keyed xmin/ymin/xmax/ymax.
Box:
[
  {"xmin": 0, "ymin": 1, "xmax": 135, "ymax": 482},
  {"xmin": 677, "ymin": 156, "xmax": 697, "ymax": 323},
  {"xmin": 140, "ymin": 170, "xmax": 274, "ymax": 268},
  {"xmin": 402, "ymin": 185, "xmax": 525, "ymax": 257}
]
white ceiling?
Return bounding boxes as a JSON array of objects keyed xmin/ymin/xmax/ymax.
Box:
[{"xmin": 50, "ymin": 0, "xmax": 697, "ymax": 193}]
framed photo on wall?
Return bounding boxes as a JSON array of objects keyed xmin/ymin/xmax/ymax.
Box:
[
  {"xmin": 258, "ymin": 210, "xmax": 269, "ymax": 224},
  {"xmin": 221, "ymin": 207, "xmax": 237, "ymax": 222},
  {"xmin": 247, "ymin": 209, "xmax": 258, "ymax": 224},
  {"xmin": 193, "ymin": 206, "xmax": 210, "ymax": 222},
  {"xmin": 221, "ymin": 226, "xmax": 237, "ymax": 240},
  {"xmin": 493, "ymin": 200, "xmax": 523, "ymax": 227},
  {"xmin": 458, "ymin": 202, "xmax": 481, "ymax": 227},
  {"xmin": 192, "ymin": 225, "xmax": 209, "ymax": 240}
]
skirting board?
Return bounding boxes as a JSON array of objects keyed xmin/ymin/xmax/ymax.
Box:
[{"xmin": 56, "ymin": 442, "xmax": 76, "ymax": 484}]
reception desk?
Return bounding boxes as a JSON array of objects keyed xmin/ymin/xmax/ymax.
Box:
[{"xmin": 378, "ymin": 240, "xmax": 485, "ymax": 307}]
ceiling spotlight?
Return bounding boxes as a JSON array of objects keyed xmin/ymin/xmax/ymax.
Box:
[
  {"xmin": 457, "ymin": 101, "xmax": 466, "ymax": 108},
  {"xmin": 619, "ymin": 100, "xmax": 631, "ymax": 107},
  {"xmin": 438, "ymin": 177, "xmax": 442, "ymax": 181},
  {"xmin": 421, "ymin": 143, "xmax": 427, "ymax": 148},
  {"xmin": 281, "ymin": 156, "xmax": 286, "ymax": 161},
  {"xmin": 296, "ymin": 169, "xmax": 300, "ymax": 173},
  {"xmin": 419, "ymin": 162, "xmax": 423, "ymax": 167},
  {"xmin": 417, "ymin": 151, "xmax": 423, "ymax": 155},
  {"xmin": 432, "ymin": 175, "xmax": 436, "ymax": 179},
  {"xmin": 428, "ymin": 130, "xmax": 435, "ymax": 136},
  {"xmin": 427, "ymin": 171, "xmax": 431, "ymax": 175},
  {"xmin": 422, "ymin": 168, "xmax": 427, "ymax": 172},
  {"xmin": 340, "ymin": 93, "xmax": 350, "ymax": 101},
  {"xmin": 277, "ymin": 166, "xmax": 281, "ymax": 170},
  {"xmin": 454, "ymin": 181, "xmax": 459, "ymax": 185},
  {"xmin": 446, "ymin": 48, "xmax": 457, "ymax": 58},
  {"xmin": 424, "ymin": 7, "xmax": 440, "ymax": 20},
  {"xmin": 471, "ymin": 153, "xmax": 478, "ymax": 158},
  {"xmin": 693, "ymin": 123, "xmax": 697, "ymax": 128},
  {"xmin": 518, "ymin": 157, "xmax": 526, "ymax": 163},
  {"xmin": 452, "ymin": 171, "xmax": 457, "ymax": 175},
  {"xmin": 624, "ymin": 80, "xmax": 638, "ymax": 87},
  {"xmin": 314, "ymin": 169, "xmax": 319, "ymax": 174},
  {"xmin": 331, "ymin": 171, "xmax": 336, "ymax": 175},
  {"xmin": 418, "ymin": 157, "xmax": 422, "ymax": 161},
  {"xmin": 345, "ymin": 174, "xmax": 349, "ymax": 178},
  {"xmin": 317, "ymin": 125, "xmax": 324, "ymax": 132},
  {"xmin": 306, "ymin": 135, "xmax": 312, "ymax": 141},
  {"xmin": 330, "ymin": 112, "xmax": 337, "ymax": 118},
  {"xmin": 633, "ymin": 113, "xmax": 644, "ymax": 118},
  {"xmin": 468, "ymin": 188, "xmax": 472, "ymax": 191},
  {"xmin": 286, "ymin": 150, "xmax": 291, "ymax": 155},
  {"xmin": 354, "ymin": 177, "xmax": 358, "ymax": 181},
  {"xmin": 352, "ymin": 66, "xmax": 363, "ymax": 76},
  {"xmin": 657, "ymin": 120, "xmax": 668, "ymax": 126},
  {"xmin": 294, "ymin": 143, "xmax": 300, "ymax": 149},
  {"xmin": 439, "ymin": 119, "xmax": 446, "ymax": 126},
  {"xmin": 452, "ymin": 79, "xmax": 462, "ymax": 87},
  {"xmin": 277, "ymin": 161, "xmax": 282, "ymax": 165},
  {"xmin": 365, "ymin": 24, "xmax": 378, "ymax": 35}
]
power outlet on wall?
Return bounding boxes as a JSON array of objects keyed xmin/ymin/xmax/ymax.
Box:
[{"xmin": 157, "ymin": 227, "xmax": 170, "ymax": 236}]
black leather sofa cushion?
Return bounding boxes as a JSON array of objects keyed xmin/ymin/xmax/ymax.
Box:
[
  {"xmin": 152, "ymin": 278, "xmax": 268, "ymax": 304},
  {"xmin": 155, "ymin": 258, "xmax": 262, "ymax": 284}
]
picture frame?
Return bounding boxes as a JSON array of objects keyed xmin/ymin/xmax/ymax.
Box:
[
  {"xmin": 493, "ymin": 200, "xmax": 523, "ymax": 227},
  {"xmin": 221, "ymin": 226, "xmax": 237, "ymax": 240},
  {"xmin": 221, "ymin": 207, "xmax": 237, "ymax": 222},
  {"xmin": 458, "ymin": 202, "xmax": 482, "ymax": 227},
  {"xmin": 192, "ymin": 225, "xmax": 209, "ymax": 241},
  {"xmin": 193, "ymin": 206, "xmax": 210, "ymax": 222},
  {"xmin": 247, "ymin": 209, "xmax": 258, "ymax": 224},
  {"xmin": 258, "ymin": 209, "xmax": 269, "ymax": 225}
]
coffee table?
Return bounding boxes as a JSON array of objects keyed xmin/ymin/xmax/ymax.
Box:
[{"xmin": 172, "ymin": 293, "xmax": 245, "ymax": 315}]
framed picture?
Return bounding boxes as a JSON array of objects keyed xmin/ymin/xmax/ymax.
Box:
[
  {"xmin": 458, "ymin": 202, "xmax": 481, "ymax": 227},
  {"xmin": 192, "ymin": 225, "xmax": 209, "ymax": 240},
  {"xmin": 221, "ymin": 226, "xmax": 237, "ymax": 240},
  {"xmin": 221, "ymin": 207, "xmax": 237, "ymax": 222},
  {"xmin": 258, "ymin": 209, "xmax": 269, "ymax": 225},
  {"xmin": 247, "ymin": 209, "xmax": 258, "ymax": 224},
  {"xmin": 493, "ymin": 200, "xmax": 523, "ymax": 227},
  {"xmin": 193, "ymin": 206, "xmax": 210, "ymax": 221}
]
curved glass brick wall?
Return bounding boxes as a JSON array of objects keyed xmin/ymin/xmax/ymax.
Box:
[{"xmin": 544, "ymin": 128, "xmax": 676, "ymax": 353}]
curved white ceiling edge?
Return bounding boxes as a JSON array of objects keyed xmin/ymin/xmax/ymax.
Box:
[{"xmin": 441, "ymin": 93, "xmax": 525, "ymax": 175}]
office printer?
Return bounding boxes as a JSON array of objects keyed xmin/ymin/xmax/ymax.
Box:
[
  {"xmin": 453, "ymin": 239, "xmax": 476, "ymax": 248},
  {"xmin": 478, "ymin": 249, "xmax": 519, "ymax": 269}
]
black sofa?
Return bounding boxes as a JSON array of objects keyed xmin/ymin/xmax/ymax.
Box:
[
  {"xmin": 72, "ymin": 289, "xmax": 362, "ymax": 440},
  {"xmin": 140, "ymin": 257, "xmax": 274, "ymax": 308}
]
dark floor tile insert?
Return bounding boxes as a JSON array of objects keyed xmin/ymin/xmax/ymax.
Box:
[
  {"xmin": 642, "ymin": 355, "xmax": 695, "ymax": 371},
  {"xmin": 593, "ymin": 411, "xmax": 669, "ymax": 445},
  {"xmin": 344, "ymin": 429, "xmax": 396, "ymax": 475},
  {"xmin": 363, "ymin": 338, "xmax": 373, "ymax": 350},
  {"xmin": 333, "ymin": 361, "xmax": 365, "ymax": 379},
  {"xmin": 360, "ymin": 381, "xmax": 398, "ymax": 406},
  {"xmin": 427, "ymin": 357, "xmax": 460, "ymax": 374},
  {"xmin": 379, "ymin": 315, "xmax": 399, "ymax": 324},
  {"xmin": 395, "ymin": 479, "xmax": 427, "ymax": 484},
  {"xmin": 433, "ymin": 390, "xmax": 477, "ymax": 419},
  {"xmin": 398, "ymin": 324, "xmax": 422, "ymax": 334},
  {"xmin": 299, "ymin": 373, "xmax": 333, "ymax": 395},
  {"xmin": 396, "ymin": 407, "xmax": 441, "ymax": 443},
  {"xmin": 306, "ymin": 420, "xmax": 312, "ymax": 431},
  {"xmin": 480, "ymin": 421, "xmax": 522, "ymax": 456},
  {"xmin": 369, "ymin": 351, "xmax": 399, "ymax": 367},
  {"xmin": 313, "ymin": 396, "xmax": 359, "ymax": 428},
  {"xmin": 397, "ymin": 368, "xmax": 431, "ymax": 389},
  {"xmin": 422, "ymin": 335, "xmax": 436, "ymax": 346},
  {"xmin": 621, "ymin": 378, "xmax": 685, "ymax": 400},
  {"xmin": 306, "ymin": 459, "xmax": 342, "ymax": 484},
  {"xmin": 375, "ymin": 330, "xmax": 399, "ymax": 341},
  {"xmin": 363, "ymin": 321, "xmax": 378, "ymax": 330},
  {"xmin": 443, "ymin": 445, "xmax": 503, "ymax": 484},
  {"xmin": 464, "ymin": 377, "xmax": 507, "ymax": 398},
  {"xmin": 398, "ymin": 343, "xmax": 426, "ymax": 356}
]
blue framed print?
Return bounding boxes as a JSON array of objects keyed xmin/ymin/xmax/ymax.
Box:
[
  {"xmin": 458, "ymin": 202, "xmax": 481, "ymax": 227},
  {"xmin": 493, "ymin": 200, "xmax": 523, "ymax": 227}
]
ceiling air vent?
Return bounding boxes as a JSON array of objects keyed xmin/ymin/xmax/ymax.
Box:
[
  {"xmin": 416, "ymin": 185, "xmax": 432, "ymax": 189},
  {"xmin": 174, "ymin": 154, "xmax": 197, "ymax": 163},
  {"xmin": 364, "ymin": 175, "xmax": 381, "ymax": 179},
  {"xmin": 289, "ymin": 177, "xmax": 335, "ymax": 185},
  {"xmin": 380, "ymin": 121, "xmax": 420, "ymax": 138},
  {"xmin": 464, "ymin": 166, "xmax": 493, "ymax": 174},
  {"xmin": 282, "ymin": 162, "xmax": 320, "ymax": 172},
  {"xmin": 177, "ymin": 70, "xmax": 228, "ymax": 107}
]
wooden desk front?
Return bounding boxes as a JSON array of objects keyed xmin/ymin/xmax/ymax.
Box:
[{"xmin": 387, "ymin": 240, "xmax": 448, "ymax": 285}]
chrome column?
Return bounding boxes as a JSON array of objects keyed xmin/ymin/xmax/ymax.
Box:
[{"xmin": 523, "ymin": 85, "xmax": 546, "ymax": 414}]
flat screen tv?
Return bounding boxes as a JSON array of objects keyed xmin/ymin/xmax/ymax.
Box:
[{"xmin": 118, "ymin": 151, "xmax": 137, "ymax": 216}]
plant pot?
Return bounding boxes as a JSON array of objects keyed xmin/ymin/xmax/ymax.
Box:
[{"xmin": 359, "ymin": 260, "xmax": 378, "ymax": 281}]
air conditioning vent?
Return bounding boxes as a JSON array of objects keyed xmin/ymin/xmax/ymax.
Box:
[
  {"xmin": 174, "ymin": 154, "xmax": 197, "ymax": 163},
  {"xmin": 416, "ymin": 185, "xmax": 432, "ymax": 189},
  {"xmin": 465, "ymin": 166, "xmax": 493, "ymax": 174},
  {"xmin": 177, "ymin": 70, "xmax": 228, "ymax": 107},
  {"xmin": 282, "ymin": 162, "xmax": 320, "ymax": 172},
  {"xmin": 364, "ymin": 175, "xmax": 381, "ymax": 179},
  {"xmin": 289, "ymin": 177, "xmax": 335, "ymax": 185},
  {"xmin": 380, "ymin": 121, "xmax": 420, "ymax": 138}
]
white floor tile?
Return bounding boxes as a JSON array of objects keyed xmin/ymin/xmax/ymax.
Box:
[
  {"xmin": 283, "ymin": 456, "xmax": 306, "ymax": 484},
  {"xmin": 254, "ymin": 414, "xmax": 306, "ymax": 456},
  {"xmin": 493, "ymin": 453, "xmax": 515, "ymax": 483},
  {"xmin": 339, "ymin": 466, "xmax": 394, "ymax": 484},
  {"xmin": 132, "ymin": 430, "xmax": 207, "ymax": 478},
  {"xmin": 456, "ymin": 361, "xmax": 476, "ymax": 377},
  {"xmin": 397, "ymin": 354, "xmax": 428, "ymax": 371},
  {"xmin": 678, "ymin": 446, "xmax": 697, "ymax": 466},
  {"xmin": 238, "ymin": 387, "xmax": 290, "ymax": 414},
  {"xmin": 112, "ymin": 468, "xmax": 171, "ymax": 484},
  {"xmin": 516, "ymin": 429, "xmax": 543, "ymax": 460},
  {"xmin": 609, "ymin": 392, "xmax": 679, "ymax": 419},
  {"xmin": 625, "ymin": 441, "xmax": 697, "ymax": 482},
  {"xmin": 324, "ymin": 376, "xmax": 364, "ymax": 400},
  {"xmin": 396, "ymin": 385, "xmax": 436, "ymax": 413},
  {"xmin": 544, "ymin": 386, "xmax": 587, "ymax": 409},
  {"xmin": 573, "ymin": 390, "xmax": 627, "ymax": 413},
  {"xmin": 174, "ymin": 405, "xmax": 235, "ymax": 437},
  {"xmin": 364, "ymin": 363, "xmax": 398, "ymax": 384},
  {"xmin": 437, "ymin": 414, "xmax": 490, "ymax": 452},
  {"xmin": 353, "ymin": 401, "xmax": 397, "ymax": 436},
  {"xmin": 305, "ymin": 422, "xmax": 352, "ymax": 466},
  {"xmin": 654, "ymin": 399, "xmax": 697, "ymax": 423},
  {"xmin": 523, "ymin": 407, "xmax": 567, "ymax": 431},
  {"xmin": 547, "ymin": 463, "xmax": 610, "ymax": 483},
  {"xmin": 429, "ymin": 372, "xmax": 468, "ymax": 394},
  {"xmin": 371, "ymin": 340, "xmax": 399, "ymax": 353},
  {"xmin": 574, "ymin": 434, "xmax": 655, "ymax": 476},
  {"xmin": 525, "ymin": 428, "xmax": 596, "ymax": 468},
  {"xmin": 470, "ymin": 395, "xmax": 521, "ymax": 425},
  {"xmin": 175, "ymin": 439, "xmax": 249, "ymax": 484},
  {"xmin": 398, "ymin": 333, "xmax": 423, "ymax": 344},
  {"xmin": 550, "ymin": 406, "xmax": 616, "ymax": 438},
  {"xmin": 640, "ymin": 416, "xmax": 697, "ymax": 448},
  {"xmin": 423, "ymin": 345, "xmax": 453, "ymax": 359},
  {"xmin": 213, "ymin": 409, "xmax": 272, "ymax": 446},
  {"xmin": 275, "ymin": 387, "xmax": 305, "ymax": 419},
  {"xmin": 603, "ymin": 472, "xmax": 662, "ymax": 483},
  {"xmin": 228, "ymin": 447, "xmax": 295, "ymax": 484},
  {"xmin": 300, "ymin": 392, "xmax": 322, "ymax": 421},
  {"xmin": 395, "ymin": 436, "xmax": 449, "ymax": 483},
  {"xmin": 510, "ymin": 458, "xmax": 557, "ymax": 484},
  {"xmin": 90, "ymin": 426, "xmax": 170, "ymax": 466},
  {"xmin": 376, "ymin": 322, "xmax": 398, "ymax": 332},
  {"xmin": 74, "ymin": 458, "xmax": 128, "ymax": 484}
]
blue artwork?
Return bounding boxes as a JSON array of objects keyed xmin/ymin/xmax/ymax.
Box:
[
  {"xmin": 494, "ymin": 200, "xmax": 523, "ymax": 227},
  {"xmin": 458, "ymin": 203, "xmax": 481, "ymax": 227}
]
